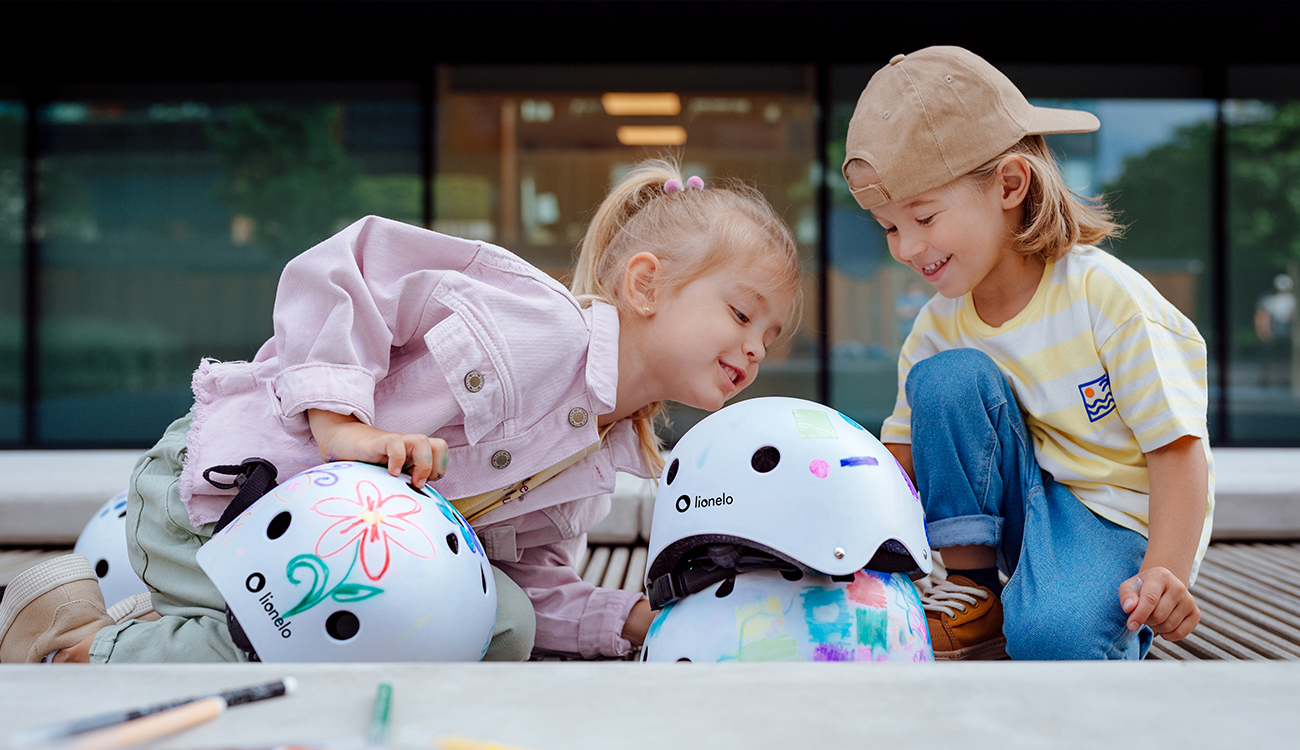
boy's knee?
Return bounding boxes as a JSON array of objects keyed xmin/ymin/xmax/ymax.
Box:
[
  {"xmin": 482, "ymin": 567, "xmax": 536, "ymax": 662},
  {"xmin": 907, "ymin": 349, "xmax": 1005, "ymax": 411}
]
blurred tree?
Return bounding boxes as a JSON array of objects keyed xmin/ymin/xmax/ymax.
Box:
[{"xmin": 208, "ymin": 104, "xmax": 362, "ymax": 258}]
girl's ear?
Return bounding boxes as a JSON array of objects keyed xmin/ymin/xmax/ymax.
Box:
[
  {"xmin": 995, "ymin": 154, "xmax": 1033, "ymax": 210},
  {"xmin": 624, "ymin": 251, "xmax": 662, "ymax": 314}
]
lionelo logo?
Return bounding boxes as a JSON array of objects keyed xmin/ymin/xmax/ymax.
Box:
[
  {"xmin": 675, "ymin": 492, "xmax": 735, "ymax": 513},
  {"xmin": 245, "ymin": 572, "xmax": 293, "ymax": 639}
]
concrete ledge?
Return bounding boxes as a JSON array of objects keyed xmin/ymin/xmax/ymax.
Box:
[
  {"xmin": 0, "ymin": 662, "xmax": 1295, "ymax": 748},
  {"xmin": 1, "ymin": 447, "xmax": 1297, "ymax": 544},
  {"xmin": 0, "ymin": 450, "xmax": 142, "ymax": 544},
  {"xmin": 1211, "ymin": 448, "xmax": 1300, "ymax": 540}
]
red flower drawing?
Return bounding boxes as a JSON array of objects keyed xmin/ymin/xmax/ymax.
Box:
[{"xmin": 311, "ymin": 479, "xmax": 436, "ymax": 580}]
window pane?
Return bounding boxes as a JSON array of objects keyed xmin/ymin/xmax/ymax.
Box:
[
  {"xmin": 1227, "ymin": 99, "xmax": 1300, "ymax": 444},
  {"xmin": 437, "ymin": 65, "xmax": 820, "ymax": 443},
  {"xmin": 828, "ymin": 64, "xmax": 1217, "ymax": 438},
  {"xmin": 36, "ymin": 95, "xmax": 421, "ymax": 444},
  {"xmin": 0, "ymin": 102, "xmax": 22, "ymax": 444}
]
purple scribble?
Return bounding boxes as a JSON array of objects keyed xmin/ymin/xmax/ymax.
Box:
[
  {"xmin": 814, "ymin": 643, "xmax": 854, "ymax": 661},
  {"xmin": 839, "ymin": 456, "xmax": 879, "ymax": 468}
]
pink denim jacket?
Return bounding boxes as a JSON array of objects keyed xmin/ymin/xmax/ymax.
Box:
[{"xmin": 180, "ymin": 216, "xmax": 653, "ymax": 658}]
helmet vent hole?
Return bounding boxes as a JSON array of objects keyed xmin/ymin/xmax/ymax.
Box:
[
  {"xmin": 780, "ymin": 569, "xmax": 803, "ymax": 582},
  {"xmin": 831, "ymin": 574, "xmax": 856, "ymax": 583},
  {"xmin": 665, "ymin": 458, "xmax": 680, "ymax": 485},
  {"xmin": 751, "ymin": 446, "xmax": 780, "ymax": 473},
  {"xmin": 481, "ymin": 566, "xmax": 489, "ymax": 594},
  {"xmin": 266, "ymin": 512, "xmax": 292, "ymax": 540},
  {"xmin": 325, "ymin": 611, "xmax": 360, "ymax": 641},
  {"xmin": 715, "ymin": 577, "xmax": 736, "ymax": 598},
  {"xmin": 677, "ymin": 657, "xmax": 692, "ymax": 662},
  {"xmin": 446, "ymin": 533, "xmax": 460, "ymax": 554},
  {"xmin": 94, "ymin": 559, "xmax": 110, "ymax": 578},
  {"xmin": 117, "ymin": 510, "xmax": 127, "ymax": 519}
]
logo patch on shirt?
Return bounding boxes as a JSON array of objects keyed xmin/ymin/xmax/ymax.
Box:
[{"xmin": 1078, "ymin": 374, "xmax": 1116, "ymax": 422}]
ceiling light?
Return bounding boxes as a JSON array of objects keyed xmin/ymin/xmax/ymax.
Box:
[
  {"xmin": 602, "ymin": 93, "xmax": 682, "ymax": 116},
  {"xmin": 616, "ymin": 126, "xmax": 688, "ymax": 146}
]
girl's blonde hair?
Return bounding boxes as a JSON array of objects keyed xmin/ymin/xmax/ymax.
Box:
[
  {"xmin": 571, "ymin": 158, "xmax": 803, "ymax": 473},
  {"xmin": 963, "ymin": 135, "xmax": 1122, "ymax": 263}
]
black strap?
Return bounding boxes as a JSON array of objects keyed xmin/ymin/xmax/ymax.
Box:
[
  {"xmin": 204, "ymin": 457, "xmax": 280, "ymax": 534},
  {"xmin": 647, "ymin": 544, "xmax": 802, "ymax": 609}
]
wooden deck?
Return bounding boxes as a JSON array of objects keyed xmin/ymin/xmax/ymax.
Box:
[{"xmin": 4, "ymin": 542, "xmax": 1299, "ymax": 661}]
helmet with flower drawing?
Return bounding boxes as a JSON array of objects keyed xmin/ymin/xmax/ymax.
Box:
[
  {"xmin": 73, "ymin": 489, "xmax": 150, "ymax": 606},
  {"xmin": 195, "ymin": 461, "xmax": 496, "ymax": 662},
  {"xmin": 641, "ymin": 568, "xmax": 932, "ymax": 662},
  {"xmin": 644, "ymin": 396, "xmax": 930, "ymax": 609}
]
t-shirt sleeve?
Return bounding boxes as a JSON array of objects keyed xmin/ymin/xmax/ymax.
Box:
[
  {"xmin": 1097, "ymin": 312, "xmax": 1208, "ymax": 452},
  {"xmin": 880, "ymin": 309, "xmax": 944, "ymax": 444}
]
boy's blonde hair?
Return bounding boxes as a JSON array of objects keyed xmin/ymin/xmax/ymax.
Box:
[
  {"xmin": 961, "ymin": 135, "xmax": 1122, "ymax": 264},
  {"xmin": 571, "ymin": 158, "xmax": 803, "ymax": 473}
]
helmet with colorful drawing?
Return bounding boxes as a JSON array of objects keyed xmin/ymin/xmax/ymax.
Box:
[
  {"xmin": 644, "ymin": 396, "xmax": 931, "ymax": 610},
  {"xmin": 73, "ymin": 489, "xmax": 150, "ymax": 606},
  {"xmin": 641, "ymin": 568, "xmax": 933, "ymax": 662},
  {"xmin": 196, "ymin": 461, "xmax": 496, "ymax": 662}
]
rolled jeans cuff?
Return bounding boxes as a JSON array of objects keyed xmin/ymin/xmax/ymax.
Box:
[{"xmin": 926, "ymin": 514, "xmax": 1002, "ymax": 550}]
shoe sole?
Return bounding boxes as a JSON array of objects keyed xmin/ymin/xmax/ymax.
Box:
[
  {"xmin": 0, "ymin": 554, "xmax": 97, "ymax": 645},
  {"xmin": 934, "ymin": 636, "xmax": 1010, "ymax": 660}
]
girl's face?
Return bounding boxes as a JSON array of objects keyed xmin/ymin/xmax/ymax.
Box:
[
  {"xmin": 644, "ymin": 257, "xmax": 794, "ymax": 412},
  {"xmin": 867, "ymin": 174, "xmax": 1026, "ymax": 302}
]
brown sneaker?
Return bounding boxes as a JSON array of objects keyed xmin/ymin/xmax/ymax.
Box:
[
  {"xmin": 107, "ymin": 592, "xmax": 160, "ymax": 624},
  {"xmin": 0, "ymin": 554, "xmax": 115, "ymax": 663},
  {"xmin": 922, "ymin": 575, "xmax": 1009, "ymax": 660}
]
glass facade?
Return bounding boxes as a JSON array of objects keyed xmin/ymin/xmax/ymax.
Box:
[
  {"xmin": 28, "ymin": 89, "xmax": 422, "ymax": 445},
  {"xmin": 0, "ymin": 102, "xmax": 22, "ymax": 443},
  {"xmin": 1, "ymin": 66, "xmax": 1297, "ymax": 447}
]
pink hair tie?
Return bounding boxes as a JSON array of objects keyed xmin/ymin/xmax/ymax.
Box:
[
  {"xmin": 664, "ymin": 178, "xmax": 683, "ymax": 194},
  {"xmin": 686, "ymin": 175, "xmax": 704, "ymax": 190}
]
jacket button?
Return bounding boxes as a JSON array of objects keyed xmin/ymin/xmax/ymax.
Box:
[
  {"xmin": 568, "ymin": 407, "xmax": 589, "ymax": 428},
  {"xmin": 491, "ymin": 450, "xmax": 511, "ymax": 470},
  {"xmin": 464, "ymin": 370, "xmax": 484, "ymax": 392}
]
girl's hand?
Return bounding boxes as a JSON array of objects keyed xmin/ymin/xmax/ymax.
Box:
[
  {"xmin": 1119, "ymin": 567, "xmax": 1200, "ymax": 641},
  {"xmin": 621, "ymin": 599, "xmax": 655, "ymax": 646},
  {"xmin": 307, "ymin": 409, "xmax": 448, "ymax": 488}
]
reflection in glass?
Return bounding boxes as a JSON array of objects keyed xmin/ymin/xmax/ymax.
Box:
[
  {"xmin": 436, "ymin": 67, "xmax": 820, "ymax": 443},
  {"xmin": 0, "ymin": 102, "xmax": 22, "ymax": 443},
  {"xmin": 36, "ymin": 98, "xmax": 421, "ymax": 444},
  {"xmin": 1227, "ymin": 100, "xmax": 1300, "ymax": 443}
]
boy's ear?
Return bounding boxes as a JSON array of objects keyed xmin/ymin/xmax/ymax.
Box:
[
  {"xmin": 624, "ymin": 251, "xmax": 662, "ymax": 313},
  {"xmin": 996, "ymin": 155, "xmax": 1033, "ymax": 209}
]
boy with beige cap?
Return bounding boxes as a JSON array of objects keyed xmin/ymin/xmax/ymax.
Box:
[{"xmin": 843, "ymin": 46, "xmax": 1213, "ymax": 659}]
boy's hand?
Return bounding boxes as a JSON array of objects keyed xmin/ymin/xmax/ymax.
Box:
[
  {"xmin": 307, "ymin": 409, "xmax": 448, "ymax": 488},
  {"xmin": 621, "ymin": 599, "xmax": 655, "ymax": 646},
  {"xmin": 1119, "ymin": 567, "xmax": 1200, "ymax": 641}
]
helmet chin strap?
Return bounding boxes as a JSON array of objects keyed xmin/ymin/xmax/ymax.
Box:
[
  {"xmin": 647, "ymin": 540, "xmax": 923, "ymax": 609},
  {"xmin": 647, "ymin": 543, "xmax": 802, "ymax": 609}
]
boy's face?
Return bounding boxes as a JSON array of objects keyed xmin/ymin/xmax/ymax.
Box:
[{"xmin": 866, "ymin": 177, "xmax": 1012, "ymax": 300}]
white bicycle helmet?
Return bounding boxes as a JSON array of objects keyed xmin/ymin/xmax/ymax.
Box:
[
  {"xmin": 73, "ymin": 490, "xmax": 150, "ymax": 606},
  {"xmin": 642, "ymin": 568, "xmax": 933, "ymax": 662},
  {"xmin": 196, "ymin": 461, "xmax": 496, "ymax": 662},
  {"xmin": 645, "ymin": 396, "xmax": 930, "ymax": 608}
]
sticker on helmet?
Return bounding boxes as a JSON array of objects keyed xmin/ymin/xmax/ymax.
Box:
[{"xmin": 792, "ymin": 409, "xmax": 839, "ymax": 439}]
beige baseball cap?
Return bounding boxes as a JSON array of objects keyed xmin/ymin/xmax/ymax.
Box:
[{"xmin": 842, "ymin": 46, "xmax": 1099, "ymax": 210}]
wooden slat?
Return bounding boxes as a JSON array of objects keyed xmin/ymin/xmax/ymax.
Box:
[
  {"xmin": 581, "ymin": 546, "xmax": 611, "ymax": 586},
  {"xmin": 600, "ymin": 547, "xmax": 630, "ymax": 590},
  {"xmin": 1206, "ymin": 546, "xmax": 1300, "ymax": 600},
  {"xmin": 623, "ymin": 546, "xmax": 648, "ymax": 593}
]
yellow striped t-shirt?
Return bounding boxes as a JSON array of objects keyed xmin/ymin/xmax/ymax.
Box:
[{"xmin": 881, "ymin": 245, "xmax": 1215, "ymax": 579}]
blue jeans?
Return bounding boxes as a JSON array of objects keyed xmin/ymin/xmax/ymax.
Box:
[{"xmin": 906, "ymin": 349, "xmax": 1153, "ymax": 660}]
